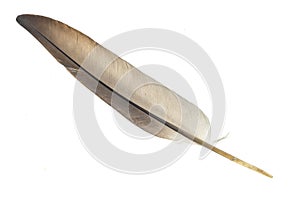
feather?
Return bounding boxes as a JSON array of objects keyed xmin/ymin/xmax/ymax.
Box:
[{"xmin": 17, "ymin": 14, "xmax": 272, "ymax": 178}]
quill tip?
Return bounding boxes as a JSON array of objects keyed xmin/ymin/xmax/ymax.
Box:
[
  {"xmin": 215, "ymin": 148, "xmax": 273, "ymax": 178},
  {"xmin": 261, "ymin": 171, "xmax": 273, "ymax": 178},
  {"xmin": 230, "ymin": 155, "xmax": 273, "ymax": 178},
  {"xmin": 193, "ymin": 139, "xmax": 273, "ymax": 178}
]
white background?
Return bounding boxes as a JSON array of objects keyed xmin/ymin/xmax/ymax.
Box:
[{"xmin": 1, "ymin": 0, "xmax": 300, "ymax": 199}]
